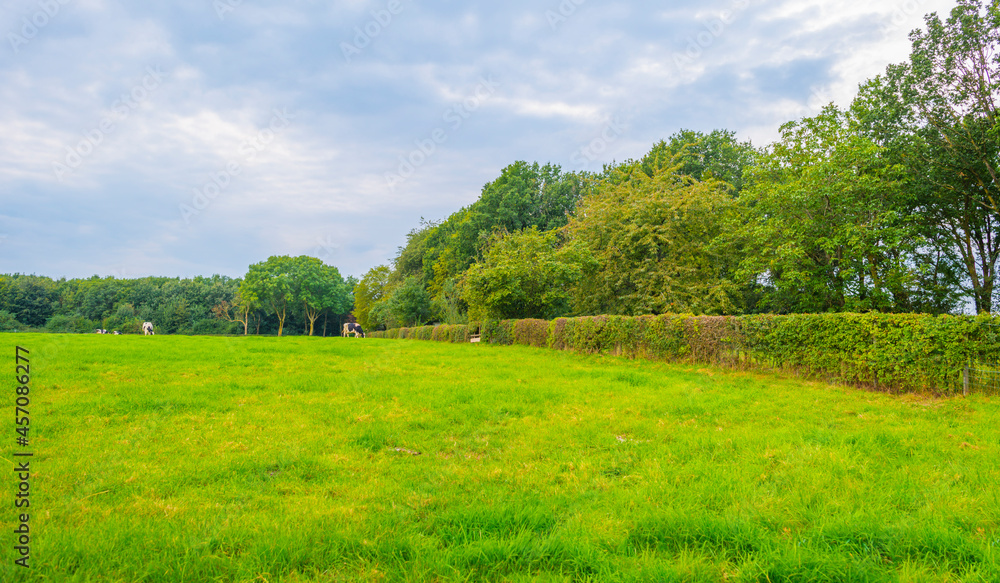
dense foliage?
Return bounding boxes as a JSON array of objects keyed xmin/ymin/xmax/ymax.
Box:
[
  {"xmin": 357, "ymin": 0, "xmax": 998, "ymax": 325},
  {"xmin": 0, "ymin": 255, "xmax": 353, "ymax": 335},
  {"xmin": 370, "ymin": 311, "xmax": 1000, "ymax": 393},
  {"xmin": 5, "ymin": 1, "xmax": 998, "ymax": 335}
]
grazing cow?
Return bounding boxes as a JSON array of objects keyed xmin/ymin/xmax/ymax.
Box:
[
  {"xmin": 342, "ymin": 323, "xmax": 365, "ymax": 338},
  {"xmin": 142, "ymin": 322, "xmax": 155, "ymax": 335},
  {"xmin": 95, "ymin": 329, "xmax": 107, "ymax": 334}
]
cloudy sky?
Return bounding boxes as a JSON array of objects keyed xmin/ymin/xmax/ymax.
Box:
[{"xmin": 0, "ymin": 0, "xmax": 956, "ymax": 281}]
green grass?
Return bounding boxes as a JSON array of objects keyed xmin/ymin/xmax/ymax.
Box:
[{"xmin": 2, "ymin": 333, "xmax": 999, "ymax": 582}]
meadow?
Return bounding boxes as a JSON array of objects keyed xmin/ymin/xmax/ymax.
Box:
[{"xmin": 1, "ymin": 333, "xmax": 998, "ymax": 582}]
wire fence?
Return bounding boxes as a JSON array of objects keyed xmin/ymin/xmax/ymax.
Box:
[
  {"xmin": 963, "ymin": 365, "xmax": 1000, "ymax": 396},
  {"xmin": 961, "ymin": 321, "xmax": 1000, "ymax": 396}
]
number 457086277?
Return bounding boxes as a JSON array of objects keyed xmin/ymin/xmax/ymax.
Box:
[{"xmin": 15, "ymin": 347, "xmax": 30, "ymax": 440}]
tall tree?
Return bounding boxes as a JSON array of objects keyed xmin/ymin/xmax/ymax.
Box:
[
  {"xmin": 212, "ymin": 290, "xmax": 258, "ymax": 335},
  {"xmin": 293, "ymin": 256, "xmax": 349, "ymax": 336},
  {"xmin": 462, "ymin": 227, "xmax": 592, "ymax": 321},
  {"xmin": 388, "ymin": 276, "xmax": 432, "ymax": 327},
  {"xmin": 568, "ymin": 161, "xmax": 739, "ymax": 316},
  {"xmin": 243, "ymin": 256, "xmax": 294, "ymax": 336},
  {"xmin": 626, "ymin": 129, "xmax": 756, "ymax": 193},
  {"xmin": 737, "ymin": 106, "xmax": 925, "ymax": 313},
  {"xmin": 353, "ymin": 265, "xmax": 392, "ymax": 330},
  {"xmin": 857, "ymin": 0, "xmax": 1000, "ymax": 311}
]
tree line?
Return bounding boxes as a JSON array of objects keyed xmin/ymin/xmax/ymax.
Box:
[
  {"xmin": 354, "ymin": 0, "xmax": 1000, "ymax": 328},
  {"xmin": 0, "ymin": 256, "xmax": 355, "ymax": 335},
  {"xmin": 4, "ymin": 1, "xmax": 995, "ymax": 334}
]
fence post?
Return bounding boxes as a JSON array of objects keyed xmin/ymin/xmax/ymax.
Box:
[{"xmin": 963, "ymin": 363, "xmax": 970, "ymax": 397}]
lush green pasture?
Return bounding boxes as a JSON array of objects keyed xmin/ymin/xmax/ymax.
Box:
[{"xmin": 1, "ymin": 334, "xmax": 999, "ymax": 582}]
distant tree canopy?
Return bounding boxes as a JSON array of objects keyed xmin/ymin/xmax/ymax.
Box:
[
  {"xmin": 7, "ymin": 0, "xmax": 996, "ymax": 332},
  {"xmin": 0, "ymin": 256, "xmax": 352, "ymax": 335},
  {"xmin": 356, "ymin": 1, "xmax": 999, "ymax": 325}
]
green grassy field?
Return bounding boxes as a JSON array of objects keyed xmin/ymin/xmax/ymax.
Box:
[{"xmin": 1, "ymin": 333, "xmax": 998, "ymax": 582}]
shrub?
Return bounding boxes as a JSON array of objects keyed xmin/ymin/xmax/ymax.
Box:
[
  {"xmin": 0, "ymin": 310, "xmax": 23, "ymax": 332},
  {"xmin": 513, "ymin": 319, "xmax": 549, "ymax": 347},
  {"xmin": 46, "ymin": 314, "xmax": 98, "ymax": 334},
  {"xmin": 370, "ymin": 313, "xmax": 1000, "ymax": 392},
  {"xmin": 482, "ymin": 320, "xmax": 516, "ymax": 345},
  {"xmin": 191, "ymin": 318, "xmax": 237, "ymax": 335},
  {"xmin": 449, "ymin": 325, "xmax": 469, "ymax": 343},
  {"xmin": 549, "ymin": 318, "xmax": 570, "ymax": 350},
  {"xmin": 431, "ymin": 325, "xmax": 450, "ymax": 341}
]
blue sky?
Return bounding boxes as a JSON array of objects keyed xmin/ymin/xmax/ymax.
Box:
[{"xmin": 0, "ymin": 0, "xmax": 955, "ymax": 280}]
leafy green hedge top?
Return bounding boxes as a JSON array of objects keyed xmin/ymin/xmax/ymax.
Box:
[{"xmin": 368, "ymin": 312, "xmax": 1000, "ymax": 392}]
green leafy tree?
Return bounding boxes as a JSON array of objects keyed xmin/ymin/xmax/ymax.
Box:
[
  {"xmin": 0, "ymin": 310, "xmax": 23, "ymax": 331},
  {"xmin": 737, "ymin": 106, "xmax": 925, "ymax": 313},
  {"xmin": 212, "ymin": 289, "xmax": 259, "ymax": 335},
  {"xmin": 855, "ymin": 0, "xmax": 1000, "ymax": 311},
  {"xmin": 243, "ymin": 256, "xmax": 295, "ymax": 336},
  {"xmin": 568, "ymin": 161, "xmax": 740, "ymax": 316},
  {"xmin": 462, "ymin": 227, "xmax": 592, "ymax": 321},
  {"xmin": 389, "ymin": 276, "xmax": 432, "ymax": 327},
  {"xmin": 625, "ymin": 129, "xmax": 756, "ymax": 193},
  {"xmin": 106, "ymin": 302, "xmax": 143, "ymax": 334},
  {"xmin": 883, "ymin": 0, "xmax": 1000, "ymax": 214},
  {"xmin": 6, "ymin": 275, "xmax": 58, "ymax": 326},
  {"xmin": 292, "ymin": 256, "xmax": 349, "ymax": 336},
  {"xmin": 409, "ymin": 163, "xmax": 592, "ymax": 300},
  {"xmin": 432, "ymin": 278, "xmax": 467, "ymax": 325},
  {"xmin": 159, "ymin": 297, "xmax": 192, "ymax": 334},
  {"xmin": 353, "ymin": 265, "xmax": 392, "ymax": 330}
]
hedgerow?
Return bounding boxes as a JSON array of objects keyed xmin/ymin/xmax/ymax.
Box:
[{"xmin": 366, "ymin": 312, "xmax": 1000, "ymax": 392}]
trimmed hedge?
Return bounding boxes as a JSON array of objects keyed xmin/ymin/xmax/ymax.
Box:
[
  {"xmin": 366, "ymin": 313, "xmax": 1000, "ymax": 392},
  {"xmin": 513, "ymin": 319, "xmax": 550, "ymax": 348}
]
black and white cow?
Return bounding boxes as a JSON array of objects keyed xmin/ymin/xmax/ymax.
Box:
[
  {"xmin": 342, "ymin": 323, "xmax": 365, "ymax": 338},
  {"xmin": 142, "ymin": 322, "xmax": 155, "ymax": 335},
  {"xmin": 95, "ymin": 329, "xmax": 108, "ymax": 334}
]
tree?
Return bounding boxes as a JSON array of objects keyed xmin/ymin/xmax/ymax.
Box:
[
  {"xmin": 887, "ymin": 0, "xmax": 1000, "ymax": 213},
  {"xmin": 856, "ymin": 0, "xmax": 1000, "ymax": 311},
  {"xmin": 414, "ymin": 163, "xmax": 592, "ymax": 298},
  {"xmin": 625, "ymin": 129, "xmax": 756, "ymax": 193},
  {"xmin": 293, "ymin": 256, "xmax": 349, "ymax": 336},
  {"xmin": 462, "ymin": 227, "xmax": 592, "ymax": 321},
  {"xmin": 567, "ymin": 160, "xmax": 740, "ymax": 316},
  {"xmin": 6, "ymin": 275, "xmax": 58, "ymax": 326},
  {"xmin": 0, "ymin": 310, "xmax": 22, "ymax": 331},
  {"xmin": 737, "ymin": 106, "xmax": 927, "ymax": 313},
  {"xmin": 353, "ymin": 265, "xmax": 392, "ymax": 330},
  {"xmin": 388, "ymin": 276, "xmax": 432, "ymax": 327},
  {"xmin": 212, "ymin": 290, "xmax": 258, "ymax": 335},
  {"xmin": 243, "ymin": 256, "xmax": 294, "ymax": 336}
]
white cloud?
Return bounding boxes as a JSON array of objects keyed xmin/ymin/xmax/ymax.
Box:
[{"xmin": 0, "ymin": 0, "xmax": 965, "ymax": 279}]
